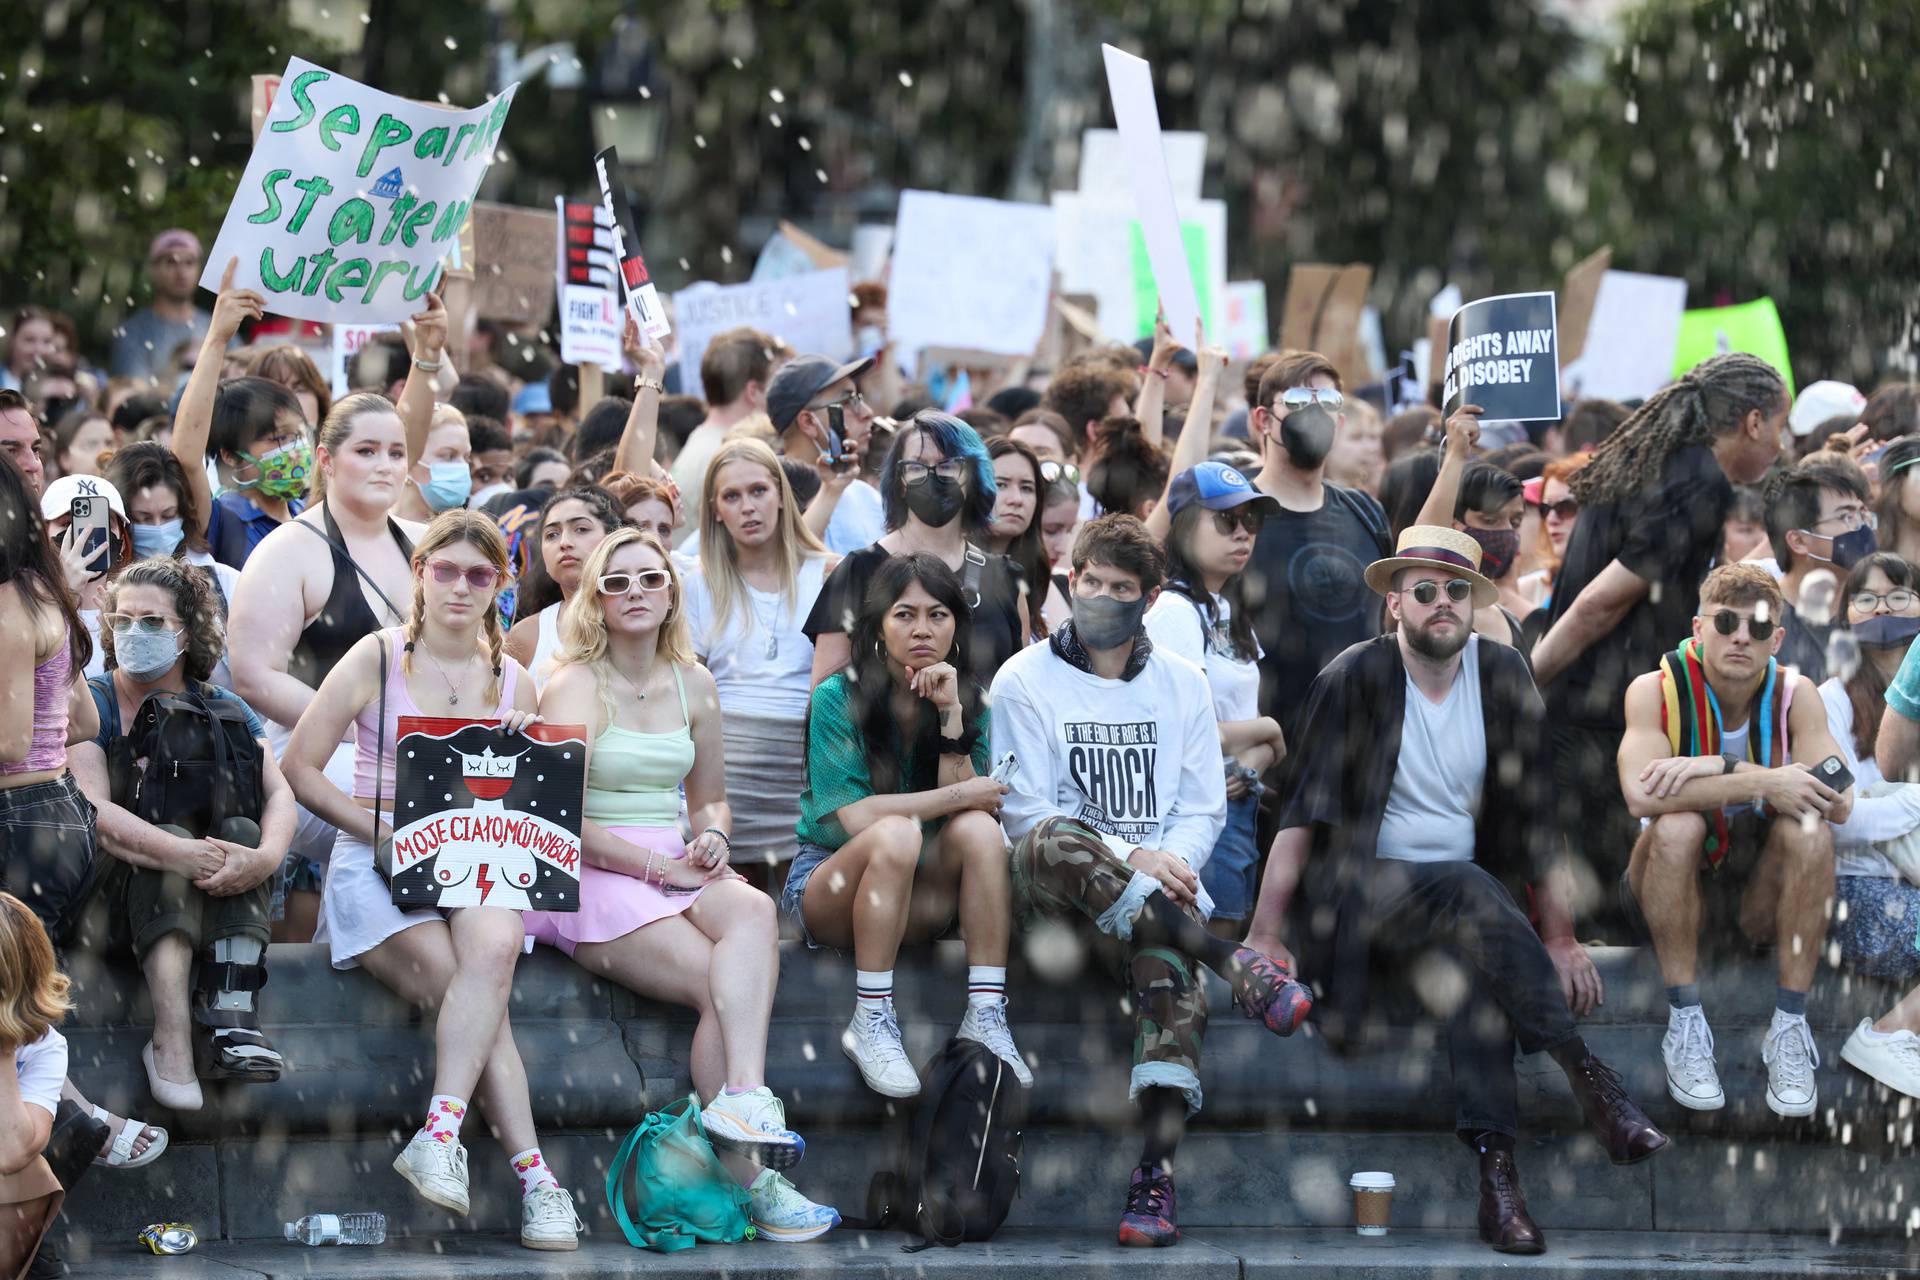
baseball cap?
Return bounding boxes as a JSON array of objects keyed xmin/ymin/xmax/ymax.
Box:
[
  {"xmin": 1165, "ymin": 461, "xmax": 1280, "ymax": 518},
  {"xmin": 766, "ymin": 354, "xmax": 875, "ymax": 431},
  {"xmin": 513, "ymin": 381, "xmax": 553, "ymax": 416},
  {"xmin": 41, "ymin": 473, "xmax": 127, "ymax": 522},
  {"xmin": 1789, "ymin": 380, "xmax": 1866, "ymax": 437},
  {"xmin": 1131, "ymin": 336, "xmax": 1199, "ymax": 373},
  {"xmin": 149, "ymin": 229, "xmax": 202, "ymax": 262}
]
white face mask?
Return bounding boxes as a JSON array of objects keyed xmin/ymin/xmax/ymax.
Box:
[{"xmin": 114, "ymin": 624, "xmax": 182, "ymax": 681}]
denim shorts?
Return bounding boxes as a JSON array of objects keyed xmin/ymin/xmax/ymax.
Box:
[
  {"xmin": 780, "ymin": 842, "xmax": 837, "ymax": 950},
  {"xmin": 1831, "ymin": 875, "xmax": 1920, "ymax": 983},
  {"xmin": 0, "ymin": 772, "xmax": 98, "ymax": 948},
  {"xmin": 1200, "ymin": 795, "xmax": 1261, "ymax": 922}
]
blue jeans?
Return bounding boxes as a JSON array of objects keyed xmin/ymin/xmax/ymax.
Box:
[
  {"xmin": 780, "ymin": 843, "xmax": 837, "ymax": 950},
  {"xmin": 1200, "ymin": 796, "xmax": 1261, "ymax": 922}
]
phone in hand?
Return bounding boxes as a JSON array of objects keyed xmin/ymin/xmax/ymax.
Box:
[
  {"xmin": 69, "ymin": 495, "xmax": 115, "ymax": 576},
  {"xmin": 991, "ymin": 752, "xmax": 1019, "ymax": 785},
  {"xmin": 1814, "ymin": 754, "xmax": 1856, "ymax": 795},
  {"xmin": 824, "ymin": 404, "xmax": 847, "ymax": 464}
]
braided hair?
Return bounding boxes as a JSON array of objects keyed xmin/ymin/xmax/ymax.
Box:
[
  {"xmin": 402, "ymin": 510, "xmax": 510, "ymax": 705},
  {"xmin": 1572, "ymin": 354, "xmax": 1786, "ymax": 507}
]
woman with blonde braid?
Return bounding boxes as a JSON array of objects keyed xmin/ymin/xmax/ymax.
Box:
[{"xmin": 284, "ymin": 511, "xmax": 581, "ymax": 1251}]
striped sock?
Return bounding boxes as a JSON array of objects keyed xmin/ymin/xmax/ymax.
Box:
[
  {"xmin": 967, "ymin": 965, "xmax": 1007, "ymax": 1012},
  {"xmin": 419, "ymin": 1095, "xmax": 467, "ymax": 1145},
  {"xmin": 510, "ymin": 1147, "xmax": 560, "ymax": 1196},
  {"xmin": 856, "ymin": 969, "xmax": 893, "ymax": 1016}
]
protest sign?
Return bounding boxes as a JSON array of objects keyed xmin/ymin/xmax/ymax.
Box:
[
  {"xmin": 888, "ymin": 190, "xmax": 1054, "ymax": 367},
  {"xmin": 250, "ymin": 74, "xmax": 281, "ymax": 143},
  {"xmin": 1561, "ymin": 270, "xmax": 1688, "ymax": 402},
  {"xmin": 471, "ymin": 202, "xmax": 558, "ymax": 324},
  {"xmin": 673, "ymin": 268, "xmax": 852, "ymax": 393},
  {"xmin": 1280, "ymin": 264, "xmax": 1375, "ymax": 387},
  {"xmin": 555, "ymin": 198, "xmax": 623, "ymax": 366},
  {"xmin": 1558, "ymin": 246, "xmax": 1612, "ymax": 368},
  {"xmin": 1672, "ymin": 297, "xmax": 1794, "ymax": 396},
  {"xmin": 1052, "ymin": 192, "xmax": 1224, "ymax": 341},
  {"xmin": 203, "ymin": 57, "xmax": 516, "ymax": 324},
  {"xmin": 1078, "ymin": 127, "xmax": 1206, "ymax": 204},
  {"xmin": 1221, "ymin": 281, "xmax": 1269, "ymax": 360},
  {"xmin": 328, "ymin": 321, "xmax": 400, "ymax": 397},
  {"xmin": 1442, "ymin": 291, "xmax": 1561, "ymax": 421},
  {"xmin": 592, "ymin": 146, "xmax": 671, "ymax": 340},
  {"xmin": 388, "ymin": 718, "xmax": 587, "ymax": 912},
  {"xmin": 1101, "ymin": 45, "xmax": 1205, "ymax": 340},
  {"xmin": 849, "ymin": 225, "xmax": 894, "ymax": 285}
]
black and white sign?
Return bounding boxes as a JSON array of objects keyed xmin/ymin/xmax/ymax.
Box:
[{"xmin": 1442, "ymin": 291, "xmax": 1561, "ymax": 422}]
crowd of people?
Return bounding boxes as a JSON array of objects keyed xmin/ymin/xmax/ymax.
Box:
[{"xmin": 5, "ymin": 223, "xmax": 1920, "ymax": 1271}]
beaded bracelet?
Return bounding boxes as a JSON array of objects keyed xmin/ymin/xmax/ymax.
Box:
[{"xmin": 701, "ymin": 827, "xmax": 732, "ymax": 849}]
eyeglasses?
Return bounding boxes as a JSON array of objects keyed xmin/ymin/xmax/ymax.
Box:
[
  {"xmin": 1209, "ymin": 508, "xmax": 1264, "ymax": 537},
  {"xmin": 1709, "ymin": 609, "xmax": 1776, "ymax": 641},
  {"xmin": 1280, "ymin": 387, "xmax": 1344, "ymax": 411},
  {"xmin": 599, "ymin": 569, "xmax": 672, "ymax": 595},
  {"xmin": 1401, "ymin": 579, "xmax": 1473, "ymax": 605},
  {"xmin": 1039, "ymin": 460, "xmax": 1081, "ymax": 486},
  {"xmin": 1810, "ymin": 508, "xmax": 1877, "ymax": 534},
  {"xmin": 809, "ymin": 389, "xmax": 866, "ymax": 413},
  {"xmin": 425, "ymin": 559, "xmax": 504, "ymax": 591},
  {"xmin": 900, "ymin": 459, "xmax": 967, "ymax": 487},
  {"xmin": 1533, "ymin": 498, "xmax": 1579, "ymax": 520},
  {"xmin": 104, "ymin": 613, "xmax": 182, "ymax": 635},
  {"xmin": 1853, "ymin": 589, "xmax": 1917, "ymax": 614}
]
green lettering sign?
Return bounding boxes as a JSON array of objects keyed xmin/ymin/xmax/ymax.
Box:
[
  {"xmin": 328, "ymin": 198, "xmax": 375, "ymax": 247},
  {"xmin": 259, "ymin": 247, "xmax": 305, "ymax": 292},
  {"xmin": 326, "ymin": 257, "xmax": 372, "ymax": 303},
  {"xmin": 357, "ymin": 112, "xmax": 414, "ymax": 179},
  {"xmin": 247, "ymin": 169, "xmax": 292, "ymax": 225},
  {"xmin": 318, "ymin": 104, "xmax": 361, "ymax": 152},
  {"xmin": 269, "ymin": 69, "xmax": 329, "ymax": 134}
]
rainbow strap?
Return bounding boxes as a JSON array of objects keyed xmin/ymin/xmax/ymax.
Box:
[{"xmin": 1656, "ymin": 637, "xmax": 1787, "ymax": 870}]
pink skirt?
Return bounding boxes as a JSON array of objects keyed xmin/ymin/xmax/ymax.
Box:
[{"xmin": 522, "ymin": 826, "xmax": 704, "ymax": 957}]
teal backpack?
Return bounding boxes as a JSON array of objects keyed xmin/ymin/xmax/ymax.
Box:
[{"xmin": 606, "ymin": 1094, "xmax": 755, "ymax": 1252}]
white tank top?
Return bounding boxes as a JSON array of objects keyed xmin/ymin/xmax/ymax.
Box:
[{"xmin": 531, "ymin": 602, "xmax": 564, "ymax": 694}]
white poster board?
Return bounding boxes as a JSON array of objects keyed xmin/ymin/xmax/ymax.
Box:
[
  {"xmin": 672, "ymin": 268, "xmax": 853, "ymax": 391},
  {"xmin": 1100, "ymin": 45, "xmax": 1205, "ymax": 340},
  {"xmin": 1078, "ymin": 127, "xmax": 1205, "ymax": 203},
  {"xmin": 888, "ymin": 191, "xmax": 1055, "ymax": 367},
  {"xmin": 1560, "ymin": 270, "xmax": 1689, "ymax": 402},
  {"xmin": 202, "ymin": 57, "xmax": 516, "ymax": 324},
  {"xmin": 1220, "ymin": 281, "xmax": 1269, "ymax": 361},
  {"xmin": 1051, "ymin": 192, "xmax": 1225, "ymax": 343}
]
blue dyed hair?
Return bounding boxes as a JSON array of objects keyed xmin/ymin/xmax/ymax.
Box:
[{"xmin": 880, "ymin": 410, "xmax": 998, "ymax": 534}]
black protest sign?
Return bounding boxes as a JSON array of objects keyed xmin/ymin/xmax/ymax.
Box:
[
  {"xmin": 1442, "ymin": 291, "xmax": 1561, "ymax": 421},
  {"xmin": 388, "ymin": 717, "xmax": 587, "ymax": 913}
]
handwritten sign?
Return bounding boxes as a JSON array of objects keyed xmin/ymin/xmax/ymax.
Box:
[
  {"xmin": 672, "ymin": 268, "xmax": 852, "ymax": 392},
  {"xmin": 889, "ymin": 190, "xmax": 1054, "ymax": 367}
]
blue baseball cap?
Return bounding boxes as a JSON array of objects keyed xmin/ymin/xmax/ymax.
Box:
[
  {"xmin": 513, "ymin": 381, "xmax": 553, "ymax": 416},
  {"xmin": 1165, "ymin": 461, "xmax": 1279, "ymax": 518}
]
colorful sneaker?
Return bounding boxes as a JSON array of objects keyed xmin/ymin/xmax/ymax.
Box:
[
  {"xmin": 520, "ymin": 1184, "xmax": 583, "ymax": 1251},
  {"xmin": 1117, "ymin": 1162, "xmax": 1179, "ymax": 1247},
  {"xmin": 393, "ymin": 1131, "xmax": 470, "ymax": 1215},
  {"xmin": 841, "ymin": 1003, "xmax": 920, "ymax": 1098},
  {"xmin": 956, "ymin": 997, "xmax": 1035, "ymax": 1087},
  {"xmin": 702, "ymin": 1086, "xmax": 806, "ymax": 1170},
  {"xmin": 1227, "ymin": 946, "xmax": 1312, "ymax": 1036},
  {"xmin": 748, "ymin": 1168, "xmax": 840, "ymax": 1242}
]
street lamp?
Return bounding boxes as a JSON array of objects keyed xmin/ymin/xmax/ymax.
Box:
[{"xmin": 590, "ymin": 16, "xmax": 669, "ymax": 169}]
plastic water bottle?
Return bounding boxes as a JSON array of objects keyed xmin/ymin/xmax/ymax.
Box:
[{"xmin": 283, "ymin": 1213, "xmax": 386, "ymax": 1246}]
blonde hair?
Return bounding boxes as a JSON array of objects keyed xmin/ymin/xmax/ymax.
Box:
[
  {"xmin": 309, "ymin": 391, "xmax": 397, "ymax": 503},
  {"xmin": 403, "ymin": 509, "xmax": 511, "ymax": 705},
  {"xmin": 0, "ymin": 893, "xmax": 72, "ymax": 1052},
  {"xmin": 428, "ymin": 401, "xmax": 469, "ymax": 437},
  {"xmin": 558, "ymin": 528, "xmax": 694, "ymax": 700},
  {"xmin": 696, "ymin": 438, "xmax": 826, "ymax": 646}
]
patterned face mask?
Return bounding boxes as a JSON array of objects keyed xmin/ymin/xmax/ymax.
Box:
[{"xmin": 234, "ymin": 438, "xmax": 314, "ymax": 499}]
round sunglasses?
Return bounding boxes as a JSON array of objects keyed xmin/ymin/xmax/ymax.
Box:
[
  {"xmin": 1401, "ymin": 579, "xmax": 1473, "ymax": 606},
  {"xmin": 1708, "ymin": 609, "xmax": 1775, "ymax": 641}
]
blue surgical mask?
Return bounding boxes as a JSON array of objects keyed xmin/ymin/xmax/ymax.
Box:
[
  {"xmin": 1823, "ymin": 525, "xmax": 1878, "ymax": 570},
  {"xmin": 417, "ymin": 461, "xmax": 472, "ymax": 512},
  {"xmin": 113, "ymin": 624, "xmax": 182, "ymax": 682},
  {"xmin": 130, "ymin": 517, "xmax": 185, "ymax": 559}
]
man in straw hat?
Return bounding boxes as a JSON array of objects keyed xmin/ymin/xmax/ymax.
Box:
[{"xmin": 1246, "ymin": 525, "xmax": 1667, "ymax": 1256}]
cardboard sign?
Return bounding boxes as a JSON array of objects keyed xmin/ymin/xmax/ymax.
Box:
[
  {"xmin": 672, "ymin": 268, "xmax": 852, "ymax": 393},
  {"xmin": 1220, "ymin": 281, "xmax": 1269, "ymax": 361},
  {"xmin": 329, "ymin": 321, "xmax": 401, "ymax": 396},
  {"xmin": 471, "ymin": 203, "xmax": 558, "ymax": 324},
  {"xmin": 1101, "ymin": 45, "xmax": 1205, "ymax": 340},
  {"xmin": 203, "ymin": 57, "xmax": 516, "ymax": 324},
  {"xmin": 1561, "ymin": 270, "xmax": 1688, "ymax": 402},
  {"xmin": 1557, "ymin": 246, "xmax": 1612, "ymax": 368},
  {"xmin": 592, "ymin": 146, "xmax": 671, "ymax": 340},
  {"xmin": 1442, "ymin": 291, "xmax": 1561, "ymax": 421},
  {"xmin": 389, "ymin": 718, "xmax": 587, "ymax": 912},
  {"xmin": 888, "ymin": 190, "xmax": 1054, "ymax": 367},
  {"xmin": 1672, "ymin": 297, "xmax": 1794, "ymax": 397},
  {"xmin": 250, "ymin": 74, "xmax": 281, "ymax": 143},
  {"xmin": 1280, "ymin": 264, "xmax": 1375, "ymax": 388},
  {"xmin": 555, "ymin": 198, "xmax": 622, "ymax": 366}
]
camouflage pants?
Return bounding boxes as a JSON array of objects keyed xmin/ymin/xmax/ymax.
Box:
[{"xmin": 1011, "ymin": 816, "xmax": 1209, "ymax": 1113}]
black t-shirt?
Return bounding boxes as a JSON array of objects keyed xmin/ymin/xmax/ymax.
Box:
[
  {"xmin": 803, "ymin": 542, "xmax": 1027, "ymax": 685},
  {"xmin": 1241, "ymin": 482, "xmax": 1392, "ymax": 739},
  {"xmin": 1773, "ymin": 599, "xmax": 1830, "ymax": 686},
  {"xmin": 1544, "ymin": 443, "xmax": 1734, "ymax": 726}
]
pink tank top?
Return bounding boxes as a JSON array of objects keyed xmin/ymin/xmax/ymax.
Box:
[
  {"xmin": 2, "ymin": 643, "xmax": 72, "ymax": 775},
  {"xmin": 352, "ymin": 630, "xmax": 520, "ymax": 802}
]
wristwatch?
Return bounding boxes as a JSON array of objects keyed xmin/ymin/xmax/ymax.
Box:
[
  {"xmin": 1721, "ymin": 753, "xmax": 1741, "ymax": 775},
  {"xmin": 634, "ymin": 375, "xmax": 665, "ymax": 394}
]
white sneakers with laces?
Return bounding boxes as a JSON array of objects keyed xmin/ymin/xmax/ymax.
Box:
[
  {"xmin": 957, "ymin": 996, "xmax": 1035, "ymax": 1087},
  {"xmin": 393, "ymin": 1132, "xmax": 471, "ymax": 1215},
  {"xmin": 1662, "ymin": 1005, "xmax": 1725, "ymax": 1111},
  {"xmin": 1762, "ymin": 1012, "xmax": 1820, "ymax": 1117},
  {"xmin": 702, "ymin": 1086, "xmax": 805, "ymax": 1169},
  {"xmin": 520, "ymin": 1184, "xmax": 583, "ymax": 1251},
  {"xmin": 747, "ymin": 1168, "xmax": 840, "ymax": 1242},
  {"xmin": 1839, "ymin": 1018, "xmax": 1920, "ymax": 1099},
  {"xmin": 842, "ymin": 1001, "xmax": 920, "ymax": 1097}
]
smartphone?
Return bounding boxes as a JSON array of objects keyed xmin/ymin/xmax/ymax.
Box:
[
  {"xmin": 69, "ymin": 495, "xmax": 114, "ymax": 575},
  {"xmin": 1814, "ymin": 754, "xmax": 1856, "ymax": 794},
  {"xmin": 991, "ymin": 753, "xmax": 1019, "ymax": 785},
  {"xmin": 824, "ymin": 404, "xmax": 847, "ymax": 464}
]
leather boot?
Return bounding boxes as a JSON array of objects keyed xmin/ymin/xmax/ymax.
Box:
[
  {"xmin": 1563, "ymin": 1050, "xmax": 1669, "ymax": 1165},
  {"xmin": 1477, "ymin": 1148, "xmax": 1545, "ymax": 1254}
]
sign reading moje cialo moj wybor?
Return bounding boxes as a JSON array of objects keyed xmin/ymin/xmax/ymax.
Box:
[
  {"xmin": 1442, "ymin": 291, "xmax": 1561, "ymax": 422},
  {"xmin": 201, "ymin": 57, "xmax": 518, "ymax": 324},
  {"xmin": 388, "ymin": 718, "xmax": 585, "ymax": 913}
]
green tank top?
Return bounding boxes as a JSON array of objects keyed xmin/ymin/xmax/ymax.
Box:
[{"xmin": 584, "ymin": 664, "xmax": 696, "ymax": 829}]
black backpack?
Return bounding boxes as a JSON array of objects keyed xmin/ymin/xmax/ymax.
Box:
[
  {"xmin": 854, "ymin": 1038, "xmax": 1026, "ymax": 1249},
  {"xmin": 92, "ymin": 679, "xmax": 265, "ymax": 836}
]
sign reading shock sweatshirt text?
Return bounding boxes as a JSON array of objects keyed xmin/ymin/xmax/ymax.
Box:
[
  {"xmin": 1066, "ymin": 720, "xmax": 1160, "ymax": 844},
  {"xmin": 201, "ymin": 58, "xmax": 518, "ymax": 323},
  {"xmin": 1441, "ymin": 291, "xmax": 1561, "ymax": 421}
]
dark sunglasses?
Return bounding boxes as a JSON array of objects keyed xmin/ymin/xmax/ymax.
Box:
[
  {"xmin": 1209, "ymin": 507, "xmax": 1265, "ymax": 536},
  {"xmin": 1403, "ymin": 579, "xmax": 1473, "ymax": 606},
  {"xmin": 425, "ymin": 559, "xmax": 503, "ymax": 591},
  {"xmin": 599, "ymin": 569, "xmax": 672, "ymax": 595},
  {"xmin": 1533, "ymin": 498, "xmax": 1579, "ymax": 520},
  {"xmin": 1710, "ymin": 609, "xmax": 1775, "ymax": 641}
]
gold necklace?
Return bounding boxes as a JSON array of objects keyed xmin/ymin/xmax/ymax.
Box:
[{"xmin": 416, "ymin": 642, "xmax": 472, "ymax": 706}]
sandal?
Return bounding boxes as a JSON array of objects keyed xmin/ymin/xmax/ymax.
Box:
[
  {"xmin": 143, "ymin": 1041, "xmax": 204, "ymax": 1112},
  {"xmin": 91, "ymin": 1107, "xmax": 169, "ymax": 1169}
]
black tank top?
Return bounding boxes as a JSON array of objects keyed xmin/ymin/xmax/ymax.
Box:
[{"xmin": 287, "ymin": 502, "xmax": 414, "ymax": 693}]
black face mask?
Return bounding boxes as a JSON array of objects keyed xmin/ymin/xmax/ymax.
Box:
[
  {"xmin": 1278, "ymin": 402, "xmax": 1337, "ymax": 470},
  {"xmin": 904, "ymin": 474, "xmax": 966, "ymax": 527},
  {"xmin": 1853, "ymin": 614, "xmax": 1920, "ymax": 650}
]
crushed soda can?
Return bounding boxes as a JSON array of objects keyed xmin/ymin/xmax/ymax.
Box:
[{"xmin": 138, "ymin": 1223, "xmax": 198, "ymax": 1255}]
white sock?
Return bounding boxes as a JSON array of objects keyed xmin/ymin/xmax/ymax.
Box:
[
  {"xmin": 967, "ymin": 965, "xmax": 1007, "ymax": 1011},
  {"xmin": 856, "ymin": 969, "xmax": 893, "ymax": 1016}
]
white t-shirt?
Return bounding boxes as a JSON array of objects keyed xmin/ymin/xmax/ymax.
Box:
[
  {"xmin": 1819, "ymin": 677, "xmax": 1920, "ymax": 880},
  {"xmin": 14, "ymin": 1025, "xmax": 67, "ymax": 1117},
  {"xmin": 824, "ymin": 480, "xmax": 886, "ymax": 556},
  {"xmin": 1377, "ymin": 636, "xmax": 1486, "ymax": 863},
  {"xmin": 1143, "ymin": 589, "xmax": 1262, "ymax": 723},
  {"xmin": 683, "ymin": 558, "xmax": 829, "ymax": 720},
  {"xmin": 669, "ymin": 422, "xmax": 728, "ymax": 514}
]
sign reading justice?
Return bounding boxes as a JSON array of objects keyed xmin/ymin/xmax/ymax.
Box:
[{"xmin": 389, "ymin": 718, "xmax": 586, "ymax": 912}]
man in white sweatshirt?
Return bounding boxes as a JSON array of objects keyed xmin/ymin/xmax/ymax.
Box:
[{"xmin": 988, "ymin": 514, "xmax": 1312, "ymax": 1250}]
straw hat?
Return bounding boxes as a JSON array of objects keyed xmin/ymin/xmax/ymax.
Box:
[{"xmin": 1362, "ymin": 524, "xmax": 1499, "ymax": 608}]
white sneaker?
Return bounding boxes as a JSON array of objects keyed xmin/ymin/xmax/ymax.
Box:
[
  {"xmin": 393, "ymin": 1131, "xmax": 470, "ymax": 1215},
  {"xmin": 957, "ymin": 997, "xmax": 1035, "ymax": 1087},
  {"xmin": 1762, "ymin": 1013, "xmax": 1820, "ymax": 1117},
  {"xmin": 748, "ymin": 1168, "xmax": 840, "ymax": 1243},
  {"xmin": 841, "ymin": 1002, "xmax": 920, "ymax": 1098},
  {"xmin": 1840, "ymin": 1018, "xmax": 1920, "ymax": 1099},
  {"xmin": 520, "ymin": 1184, "xmax": 582, "ymax": 1251},
  {"xmin": 702, "ymin": 1086, "xmax": 805, "ymax": 1169},
  {"xmin": 1662, "ymin": 1005, "xmax": 1726, "ymax": 1111}
]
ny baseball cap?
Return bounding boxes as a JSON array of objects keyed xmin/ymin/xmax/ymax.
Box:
[
  {"xmin": 41, "ymin": 473, "xmax": 127, "ymax": 522},
  {"xmin": 766, "ymin": 354, "xmax": 874, "ymax": 431},
  {"xmin": 1165, "ymin": 461, "xmax": 1280, "ymax": 518}
]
